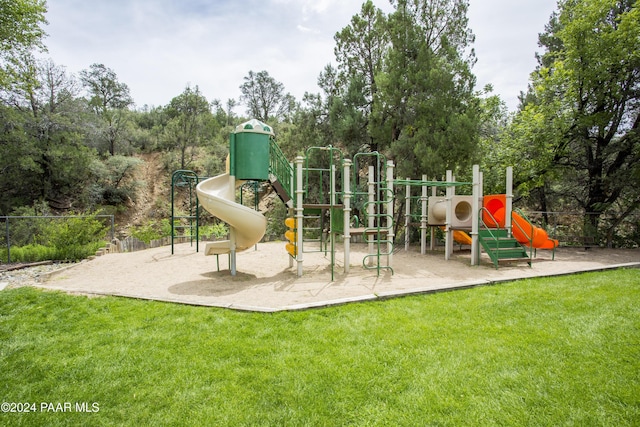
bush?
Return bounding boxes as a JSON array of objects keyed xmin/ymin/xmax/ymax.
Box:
[
  {"xmin": 130, "ymin": 219, "xmax": 173, "ymax": 244},
  {"xmin": 0, "ymin": 241, "xmax": 105, "ymax": 263},
  {"xmin": 198, "ymin": 223, "xmax": 228, "ymax": 239},
  {"xmin": 1, "ymin": 214, "xmax": 108, "ymax": 263},
  {"xmin": 101, "ymin": 187, "xmax": 131, "ymax": 205},
  {"xmin": 46, "ymin": 215, "xmax": 107, "ymax": 248},
  {"xmin": 264, "ymin": 200, "xmax": 287, "ymax": 241},
  {"xmin": 0, "ymin": 245, "xmax": 56, "ymax": 263}
]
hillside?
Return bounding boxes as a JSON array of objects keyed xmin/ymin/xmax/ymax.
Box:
[
  {"xmin": 116, "ymin": 153, "xmax": 282, "ymax": 240},
  {"xmin": 114, "ymin": 153, "xmax": 170, "ymax": 236}
]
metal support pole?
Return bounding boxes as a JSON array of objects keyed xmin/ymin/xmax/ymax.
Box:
[
  {"xmin": 330, "ymin": 163, "xmax": 336, "ymax": 281},
  {"xmin": 367, "ymin": 165, "xmax": 375, "ymax": 266},
  {"xmin": 289, "ymin": 161, "xmax": 294, "ymax": 269},
  {"xmin": 343, "ymin": 160, "xmax": 351, "ymax": 274},
  {"xmin": 471, "ymin": 164, "xmax": 480, "ymax": 266},
  {"xmin": 195, "ymin": 178, "xmax": 200, "ymax": 253},
  {"xmin": 386, "ymin": 160, "xmax": 395, "ymax": 268},
  {"xmin": 421, "ymin": 175, "xmax": 428, "ymax": 255},
  {"xmin": 430, "ymin": 184, "xmax": 436, "ymax": 251},
  {"xmin": 506, "ymin": 166, "xmax": 513, "ymax": 236},
  {"xmin": 5, "ymin": 217, "xmax": 10, "ymax": 264},
  {"xmin": 171, "ymin": 174, "xmax": 175, "ymax": 255},
  {"xmin": 229, "ymin": 174, "xmax": 237, "ymax": 276},
  {"xmin": 445, "ymin": 170, "xmax": 453, "ymax": 260},
  {"xmin": 295, "ymin": 156, "xmax": 304, "ymax": 277},
  {"xmin": 405, "ymin": 178, "xmax": 410, "ymax": 251}
]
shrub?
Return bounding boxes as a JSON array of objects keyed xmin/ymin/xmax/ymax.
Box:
[
  {"xmin": 198, "ymin": 222, "xmax": 228, "ymax": 239},
  {"xmin": 130, "ymin": 219, "xmax": 173, "ymax": 244},
  {"xmin": 1, "ymin": 215, "xmax": 108, "ymax": 263},
  {"xmin": 264, "ymin": 200, "xmax": 287, "ymax": 241},
  {"xmin": 46, "ymin": 215, "xmax": 107, "ymax": 248}
]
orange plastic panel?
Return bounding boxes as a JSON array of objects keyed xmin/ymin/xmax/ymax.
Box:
[{"xmin": 482, "ymin": 194, "xmax": 506, "ymax": 227}]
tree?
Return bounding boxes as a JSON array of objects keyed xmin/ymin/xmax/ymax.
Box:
[
  {"xmin": 89, "ymin": 155, "xmax": 142, "ymax": 206},
  {"xmin": 0, "ymin": 58, "xmax": 94, "ymax": 211},
  {"xmin": 379, "ymin": 0, "xmax": 479, "ymax": 178},
  {"xmin": 226, "ymin": 98, "xmax": 237, "ymax": 125},
  {"xmin": 275, "ymin": 67, "xmax": 339, "ymax": 161},
  {"xmin": 163, "ymin": 84, "xmax": 211, "ymax": 169},
  {"xmin": 80, "ymin": 63, "xmax": 133, "ymax": 155},
  {"xmin": 0, "ymin": 0, "xmax": 47, "ymax": 89},
  {"xmin": 211, "ymin": 97, "xmax": 237, "ymax": 126},
  {"xmin": 332, "ymin": 0, "xmax": 388, "ymax": 155},
  {"xmin": 515, "ymin": 0, "xmax": 640, "ymax": 246},
  {"xmin": 476, "ymin": 86, "xmax": 512, "ymax": 193},
  {"xmin": 239, "ymin": 70, "xmax": 292, "ymax": 122}
]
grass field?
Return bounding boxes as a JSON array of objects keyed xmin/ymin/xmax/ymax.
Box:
[{"xmin": 1, "ymin": 268, "xmax": 639, "ymax": 426}]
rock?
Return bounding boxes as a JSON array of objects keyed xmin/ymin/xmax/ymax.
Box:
[{"xmin": 0, "ymin": 263, "xmax": 73, "ymax": 289}]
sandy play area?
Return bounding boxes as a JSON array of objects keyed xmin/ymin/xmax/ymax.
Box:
[{"xmin": 35, "ymin": 241, "xmax": 639, "ymax": 311}]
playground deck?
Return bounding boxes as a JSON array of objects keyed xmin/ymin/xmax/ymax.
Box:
[{"xmin": 36, "ymin": 242, "xmax": 639, "ymax": 312}]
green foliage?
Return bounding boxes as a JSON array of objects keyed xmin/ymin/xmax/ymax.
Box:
[
  {"xmin": 2, "ymin": 0, "xmax": 637, "ymax": 251},
  {"xmin": 89, "ymin": 155, "xmax": 143, "ymax": 206},
  {"xmin": 322, "ymin": 0, "xmax": 481, "ymax": 178},
  {"xmin": 163, "ymin": 85, "xmax": 215, "ymax": 170},
  {"xmin": 383, "ymin": 0, "xmax": 479, "ymax": 178},
  {"xmin": 129, "ymin": 219, "xmax": 172, "ymax": 244},
  {"xmin": 0, "ymin": 270, "xmax": 638, "ymax": 425},
  {"xmin": 0, "ymin": 0, "xmax": 47, "ymax": 88},
  {"xmin": 198, "ymin": 222, "xmax": 228, "ymax": 239},
  {"xmin": 0, "ymin": 241, "xmax": 104, "ymax": 263},
  {"xmin": 129, "ymin": 218, "xmax": 228, "ymax": 243},
  {"xmin": 477, "ymin": 89, "xmax": 511, "ymax": 194},
  {"xmin": 4, "ymin": 203, "xmax": 51, "ymax": 246},
  {"xmin": 239, "ymin": 70, "xmax": 290, "ymax": 122},
  {"xmin": 2, "ymin": 214, "xmax": 108, "ymax": 262},
  {"xmin": 332, "ymin": 1, "xmax": 388, "ymax": 155},
  {"xmin": 0, "ymin": 58, "xmax": 97, "ymax": 214},
  {"xmin": 45, "ymin": 215, "xmax": 106, "ymax": 248},
  {"xmin": 80, "ymin": 63, "xmax": 134, "ymax": 155},
  {"xmin": 509, "ymin": 0, "xmax": 640, "ymax": 246},
  {"xmin": 0, "ymin": 244, "xmax": 54, "ymax": 263},
  {"xmin": 264, "ymin": 199, "xmax": 287, "ymax": 241}
]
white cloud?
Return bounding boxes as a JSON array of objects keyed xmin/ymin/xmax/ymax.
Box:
[
  {"xmin": 468, "ymin": 0, "xmax": 557, "ymax": 109},
  {"xmin": 42, "ymin": 0, "xmax": 557, "ymax": 111}
]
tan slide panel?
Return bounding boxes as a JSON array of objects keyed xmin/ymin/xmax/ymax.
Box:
[{"xmin": 196, "ymin": 173, "xmax": 267, "ymax": 255}]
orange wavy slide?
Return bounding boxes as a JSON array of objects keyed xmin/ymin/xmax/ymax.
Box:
[
  {"xmin": 511, "ymin": 211, "xmax": 558, "ymax": 249},
  {"xmin": 439, "ymin": 226, "xmax": 473, "ymax": 245},
  {"xmin": 452, "ymin": 230, "xmax": 473, "ymax": 245},
  {"xmin": 483, "ymin": 194, "xmax": 558, "ymax": 250}
]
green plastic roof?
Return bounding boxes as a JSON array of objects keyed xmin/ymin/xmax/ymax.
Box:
[{"xmin": 234, "ymin": 119, "xmax": 274, "ymax": 136}]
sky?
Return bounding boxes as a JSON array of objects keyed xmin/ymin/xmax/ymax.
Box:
[{"xmin": 41, "ymin": 0, "xmax": 559, "ymax": 112}]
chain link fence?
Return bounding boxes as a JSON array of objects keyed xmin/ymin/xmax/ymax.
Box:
[{"xmin": 526, "ymin": 211, "xmax": 640, "ymax": 248}]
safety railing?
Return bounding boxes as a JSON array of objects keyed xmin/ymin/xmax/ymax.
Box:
[
  {"xmin": 478, "ymin": 207, "xmax": 501, "ymax": 237},
  {"xmin": 269, "ymin": 139, "xmax": 293, "ymax": 201}
]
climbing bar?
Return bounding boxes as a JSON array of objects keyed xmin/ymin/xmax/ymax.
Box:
[{"xmin": 394, "ymin": 179, "xmax": 472, "ymax": 187}]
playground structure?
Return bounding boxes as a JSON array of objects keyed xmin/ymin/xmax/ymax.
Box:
[{"xmin": 179, "ymin": 119, "xmax": 558, "ymax": 277}]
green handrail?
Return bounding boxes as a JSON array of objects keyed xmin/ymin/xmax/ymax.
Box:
[{"xmin": 268, "ymin": 139, "xmax": 293, "ymax": 200}]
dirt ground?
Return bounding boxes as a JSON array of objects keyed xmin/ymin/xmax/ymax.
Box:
[{"xmin": 35, "ymin": 241, "xmax": 639, "ymax": 311}]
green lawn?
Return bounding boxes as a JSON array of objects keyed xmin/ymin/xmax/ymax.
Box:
[{"xmin": 1, "ymin": 269, "xmax": 639, "ymax": 426}]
